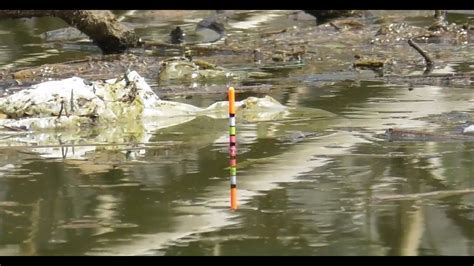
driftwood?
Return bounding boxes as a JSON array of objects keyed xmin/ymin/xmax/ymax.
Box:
[{"xmin": 0, "ymin": 10, "xmax": 140, "ymax": 54}]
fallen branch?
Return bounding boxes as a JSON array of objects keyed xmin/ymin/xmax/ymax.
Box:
[
  {"xmin": 408, "ymin": 38, "xmax": 434, "ymax": 74},
  {"xmin": 0, "ymin": 10, "xmax": 140, "ymax": 54}
]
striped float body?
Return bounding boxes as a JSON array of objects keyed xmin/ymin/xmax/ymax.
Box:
[{"xmin": 228, "ymin": 87, "xmax": 237, "ymax": 210}]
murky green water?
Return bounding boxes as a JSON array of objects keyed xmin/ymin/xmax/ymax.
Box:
[{"xmin": 0, "ymin": 10, "xmax": 473, "ymax": 256}]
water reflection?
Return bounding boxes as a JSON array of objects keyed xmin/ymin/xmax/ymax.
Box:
[{"xmin": 0, "ymin": 10, "xmax": 474, "ymax": 256}]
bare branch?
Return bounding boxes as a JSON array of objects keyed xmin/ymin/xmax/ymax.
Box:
[{"xmin": 408, "ymin": 38, "xmax": 434, "ymax": 74}]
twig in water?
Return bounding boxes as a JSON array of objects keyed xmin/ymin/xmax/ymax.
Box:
[
  {"xmin": 57, "ymin": 99, "xmax": 68, "ymax": 118},
  {"xmin": 329, "ymin": 22, "xmax": 342, "ymax": 31},
  {"xmin": 57, "ymin": 101, "xmax": 64, "ymax": 119},
  {"xmin": 253, "ymin": 48, "xmax": 263, "ymax": 65},
  {"xmin": 70, "ymin": 89, "xmax": 74, "ymax": 114},
  {"xmin": 408, "ymin": 38, "xmax": 434, "ymax": 75},
  {"xmin": 0, "ymin": 125, "xmax": 28, "ymax": 132}
]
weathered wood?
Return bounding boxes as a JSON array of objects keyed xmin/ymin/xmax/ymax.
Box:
[{"xmin": 0, "ymin": 10, "xmax": 141, "ymax": 54}]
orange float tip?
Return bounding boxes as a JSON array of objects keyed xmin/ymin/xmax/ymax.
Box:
[{"xmin": 228, "ymin": 87, "xmax": 235, "ymax": 115}]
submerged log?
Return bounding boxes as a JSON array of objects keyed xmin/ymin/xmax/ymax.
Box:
[
  {"xmin": 373, "ymin": 189, "xmax": 474, "ymax": 202},
  {"xmin": 0, "ymin": 10, "xmax": 141, "ymax": 54},
  {"xmin": 382, "ymin": 128, "xmax": 474, "ymax": 141}
]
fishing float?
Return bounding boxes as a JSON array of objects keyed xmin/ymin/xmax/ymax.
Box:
[{"xmin": 228, "ymin": 87, "xmax": 237, "ymax": 210}]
